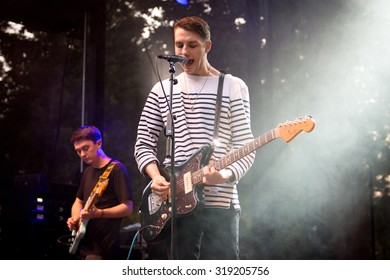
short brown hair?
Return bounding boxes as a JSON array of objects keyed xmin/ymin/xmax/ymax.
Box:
[
  {"xmin": 70, "ymin": 125, "xmax": 102, "ymax": 144},
  {"xmin": 174, "ymin": 16, "xmax": 211, "ymax": 41}
]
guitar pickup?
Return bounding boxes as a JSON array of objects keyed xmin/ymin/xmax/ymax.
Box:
[{"xmin": 183, "ymin": 172, "xmax": 193, "ymax": 194}]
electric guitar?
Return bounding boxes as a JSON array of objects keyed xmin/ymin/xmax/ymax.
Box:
[
  {"xmin": 139, "ymin": 116, "xmax": 316, "ymax": 242},
  {"xmin": 69, "ymin": 178, "xmax": 109, "ymax": 254}
]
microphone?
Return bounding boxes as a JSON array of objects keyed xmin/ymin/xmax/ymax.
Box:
[{"xmin": 157, "ymin": 54, "xmax": 189, "ymax": 65}]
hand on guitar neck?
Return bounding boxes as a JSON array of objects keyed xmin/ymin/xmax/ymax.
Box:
[{"xmin": 202, "ymin": 157, "xmax": 234, "ymax": 185}]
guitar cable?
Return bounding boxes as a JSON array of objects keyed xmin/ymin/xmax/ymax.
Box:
[
  {"xmin": 57, "ymin": 225, "xmax": 161, "ymax": 259},
  {"xmin": 56, "ymin": 233, "xmax": 74, "ymax": 247},
  {"xmin": 126, "ymin": 225, "xmax": 161, "ymax": 260}
]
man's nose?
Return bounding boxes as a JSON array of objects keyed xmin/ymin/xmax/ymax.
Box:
[{"xmin": 182, "ymin": 45, "xmax": 190, "ymax": 55}]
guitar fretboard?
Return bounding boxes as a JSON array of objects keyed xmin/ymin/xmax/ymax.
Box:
[{"xmin": 192, "ymin": 128, "xmax": 279, "ymax": 185}]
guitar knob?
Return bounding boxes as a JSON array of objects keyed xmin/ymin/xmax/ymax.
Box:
[{"xmin": 161, "ymin": 213, "xmax": 167, "ymax": 220}]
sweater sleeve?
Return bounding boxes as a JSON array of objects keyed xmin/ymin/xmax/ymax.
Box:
[
  {"xmin": 222, "ymin": 75, "xmax": 256, "ymax": 183},
  {"xmin": 134, "ymin": 83, "xmax": 165, "ymax": 174}
]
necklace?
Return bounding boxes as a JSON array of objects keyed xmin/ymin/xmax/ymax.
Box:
[{"xmin": 184, "ymin": 66, "xmax": 211, "ymax": 111}]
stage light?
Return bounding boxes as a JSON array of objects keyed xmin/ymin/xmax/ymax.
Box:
[{"xmin": 176, "ymin": 0, "xmax": 188, "ymax": 6}]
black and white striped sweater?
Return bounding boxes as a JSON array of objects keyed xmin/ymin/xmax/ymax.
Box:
[{"xmin": 134, "ymin": 72, "xmax": 255, "ymax": 209}]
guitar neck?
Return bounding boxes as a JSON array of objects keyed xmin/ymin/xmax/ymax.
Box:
[
  {"xmin": 217, "ymin": 128, "xmax": 279, "ymax": 170},
  {"xmin": 83, "ymin": 178, "xmax": 109, "ymax": 210},
  {"xmin": 84, "ymin": 191, "xmax": 99, "ymax": 211},
  {"xmin": 192, "ymin": 127, "xmax": 280, "ymax": 184}
]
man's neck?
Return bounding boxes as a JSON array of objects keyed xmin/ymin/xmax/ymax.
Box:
[{"xmin": 92, "ymin": 153, "xmax": 112, "ymax": 169}]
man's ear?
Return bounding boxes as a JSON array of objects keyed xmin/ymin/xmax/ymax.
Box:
[
  {"xmin": 205, "ymin": 40, "xmax": 212, "ymax": 53},
  {"xmin": 96, "ymin": 139, "xmax": 103, "ymax": 148}
]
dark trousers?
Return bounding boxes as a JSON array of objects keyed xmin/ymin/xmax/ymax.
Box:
[
  {"xmin": 199, "ymin": 207, "xmax": 240, "ymax": 260},
  {"xmin": 175, "ymin": 206, "xmax": 240, "ymax": 260}
]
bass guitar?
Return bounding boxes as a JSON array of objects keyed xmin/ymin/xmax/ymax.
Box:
[
  {"xmin": 139, "ymin": 116, "xmax": 315, "ymax": 242},
  {"xmin": 69, "ymin": 178, "xmax": 109, "ymax": 254}
]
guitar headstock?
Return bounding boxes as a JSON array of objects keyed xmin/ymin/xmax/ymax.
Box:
[
  {"xmin": 96, "ymin": 178, "xmax": 109, "ymax": 196},
  {"xmin": 277, "ymin": 116, "xmax": 315, "ymax": 143}
]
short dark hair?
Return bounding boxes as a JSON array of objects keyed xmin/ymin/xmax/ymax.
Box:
[
  {"xmin": 174, "ymin": 16, "xmax": 211, "ymax": 41},
  {"xmin": 70, "ymin": 125, "xmax": 102, "ymax": 144}
]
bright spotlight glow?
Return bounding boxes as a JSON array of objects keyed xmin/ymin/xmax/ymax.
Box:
[{"xmin": 176, "ymin": 0, "xmax": 188, "ymax": 6}]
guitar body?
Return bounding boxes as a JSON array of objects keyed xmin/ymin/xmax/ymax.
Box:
[
  {"xmin": 140, "ymin": 143, "xmax": 213, "ymax": 242},
  {"xmin": 69, "ymin": 220, "xmax": 89, "ymax": 254}
]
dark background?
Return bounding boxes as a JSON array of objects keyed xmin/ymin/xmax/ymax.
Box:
[{"xmin": 0, "ymin": 0, "xmax": 389, "ymax": 259}]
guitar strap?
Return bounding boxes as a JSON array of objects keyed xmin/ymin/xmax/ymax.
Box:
[
  {"xmin": 92, "ymin": 160, "xmax": 116, "ymax": 192},
  {"xmin": 212, "ymin": 72, "xmax": 225, "ymax": 147}
]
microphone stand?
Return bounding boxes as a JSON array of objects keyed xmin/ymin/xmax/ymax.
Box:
[{"xmin": 164, "ymin": 60, "xmax": 178, "ymax": 260}]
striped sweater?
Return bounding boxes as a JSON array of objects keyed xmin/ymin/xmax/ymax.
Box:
[{"xmin": 134, "ymin": 72, "xmax": 255, "ymax": 209}]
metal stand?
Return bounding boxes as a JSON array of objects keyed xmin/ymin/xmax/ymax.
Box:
[{"xmin": 164, "ymin": 61, "xmax": 178, "ymax": 260}]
